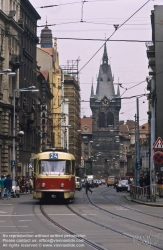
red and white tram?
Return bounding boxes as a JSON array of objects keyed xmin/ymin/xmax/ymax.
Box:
[{"xmin": 32, "ymin": 148, "xmax": 76, "ymax": 201}]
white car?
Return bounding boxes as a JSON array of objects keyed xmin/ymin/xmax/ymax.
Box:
[{"xmin": 11, "ymin": 181, "xmax": 20, "ymax": 197}]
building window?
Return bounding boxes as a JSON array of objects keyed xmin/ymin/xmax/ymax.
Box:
[
  {"xmin": 107, "ymin": 112, "xmax": 114, "ymax": 126},
  {"xmin": 84, "ymin": 126, "xmax": 88, "ymax": 132},
  {"xmin": 99, "ymin": 112, "xmax": 105, "ymax": 128}
]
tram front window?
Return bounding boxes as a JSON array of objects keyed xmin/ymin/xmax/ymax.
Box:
[{"xmin": 39, "ymin": 160, "xmax": 70, "ymax": 175}]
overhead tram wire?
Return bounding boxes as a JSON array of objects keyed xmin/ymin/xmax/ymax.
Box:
[
  {"xmin": 79, "ymin": 0, "xmax": 151, "ymax": 73},
  {"xmin": 56, "ymin": 38, "xmax": 154, "ymax": 43},
  {"xmin": 38, "ymin": 0, "xmax": 118, "ymax": 9}
]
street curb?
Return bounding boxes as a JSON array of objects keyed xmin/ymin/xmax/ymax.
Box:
[{"xmin": 124, "ymin": 195, "xmax": 163, "ymax": 207}]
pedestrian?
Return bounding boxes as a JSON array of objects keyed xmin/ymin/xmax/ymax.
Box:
[
  {"xmin": 4, "ymin": 174, "xmax": 12, "ymax": 199},
  {"xmin": 29, "ymin": 177, "xmax": 33, "ymax": 193},
  {"xmin": 85, "ymin": 176, "xmax": 92, "ymax": 194},
  {"xmin": 139, "ymin": 175, "xmax": 144, "ymax": 187},
  {"xmin": 25, "ymin": 178, "xmax": 30, "ymax": 193},
  {"xmin": 144, "ymin": 172, "xmax": 150, "ymax": 198},
  {"xmin": 0, "ymin": 175, "xmax": 5, "ymax": 199},
  {"xmin": 21, "ymin": 176, "xmax": 26, "ymax": 193}
]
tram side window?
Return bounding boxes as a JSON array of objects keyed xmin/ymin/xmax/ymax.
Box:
[
  {"xmin": 72, "ymin": 160, "xmax": 75, "ymax": 175},
  {"xmin": 34, "ymin": 159, "xmax": 38, "ymax": 174},
  {"xmin": 65, "ymin": 161, "xmax": 70, "ymax": 175}
]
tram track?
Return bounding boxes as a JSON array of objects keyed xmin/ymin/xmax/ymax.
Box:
[
  {"xmin": 101, "ymin": 187, "xmax": 163, "ymax": 220},
  {"xmin": 39, "ymin": 204, "xmax": 109, "ymax": 250},
  {"xmin": 38, "ymin": 193, "xmax": 163, "ymax": 250},
  {"xmin": 66, "ymin": 197, "xmax": 163, "ymax": 250}
]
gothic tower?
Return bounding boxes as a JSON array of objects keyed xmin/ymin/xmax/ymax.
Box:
[
  {"xmin": 40, "ymin": 22, "xmax": 53, "ymax": 48},
  {"xmin": 90, "ymin": 43, "xmax": 121, "ymax": 178}
]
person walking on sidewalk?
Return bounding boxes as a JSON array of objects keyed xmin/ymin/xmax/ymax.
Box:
[
  {"xmin": 0, "ymin": 175, "xmax": 5, "ymax": 199},
  {"xmin": 85, "ymin": 176, "xmax": 92, "ymax": 194},
  {"xmin": 4, "ymin": 175, "xmax": 12, "ymax": 199}
]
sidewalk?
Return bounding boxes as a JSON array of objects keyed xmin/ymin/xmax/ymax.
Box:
[{"xmin": 125, "ymin": 194, "xmax": 163, "ymax": 207}]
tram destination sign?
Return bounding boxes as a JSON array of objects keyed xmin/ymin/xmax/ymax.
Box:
[{"xmin": 49, "ymin": 153, "xmax": 58, "ymax": 159}]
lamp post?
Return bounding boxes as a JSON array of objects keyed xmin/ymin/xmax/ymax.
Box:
[{"xmin": 12, "ymin": 86, "xmax": 39, "ymax": 182}]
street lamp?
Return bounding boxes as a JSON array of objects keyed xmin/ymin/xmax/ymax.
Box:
[
  {"xmin": 12, "ymin": 86, "xmax": 39, "ymax": 182},
  {"xmin": 0, "ymin": 69, "xmax": 16, "ymax": 76}
]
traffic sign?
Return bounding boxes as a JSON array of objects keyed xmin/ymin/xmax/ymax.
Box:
[
  {"xmin": 153, "ymin": 151, "xmax": 163, "ymax": 164},
  {"xmin": 11, "ymin": 160, "xmax": 15, "ymax": 166},
  {"xmin": 153, "ymin": 137, "xmax": 163, "ymax": 150}
]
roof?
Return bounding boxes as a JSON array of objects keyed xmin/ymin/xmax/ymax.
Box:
[
  {"xmin": 40, "ymin": 70, "xmax": 49, "ymax": 81},
  {"xmin": 40, "ymin": 48, "xmax": 54, "ymax": 56},
  {"xmin": 119, "ymin": 123, "xmax": 129, "ymax": 135},
  {"xmin": 81, "ymin": 117, "xmax": 92, "ymax": 134},
  {"xmin": 95, "ymin": 45, "xmax": 115, "ymax": 100}
]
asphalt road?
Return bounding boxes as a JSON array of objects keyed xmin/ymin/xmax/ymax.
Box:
[{"xmin": 0, "ymin": 185, "xmax": 162, "ymax": 250}]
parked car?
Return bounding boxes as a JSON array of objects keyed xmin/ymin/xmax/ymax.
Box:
[
  {"xmin": 89, "ymin": 180, "xmax": 95, "ymax": 188},
  {"xmin": 97, "ymin": 180, "xmax": 102, "ymax": 185},
  {"xmin": 101, "ymin": 179, "xmax": 106, "ymax": 184},
  {"xmin": 75, "ymin": 177, "xmax": 82, "ymax": 191},
  {"xmin": 93, "ymin": 180, "xmax": 99, "ymax": 187},
  {"xmin": 11, "ymin": 183, "xmax": 20, "ymax": 197},
  {"xmin": 116, "ymin": 180, "xmax": 128, "ymax": 192}
]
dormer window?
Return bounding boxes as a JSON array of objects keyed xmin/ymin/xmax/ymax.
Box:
[
  {"xmin": 104, "ymin": 60, "xmax": 106, "ymax": 64},
  {"xmin": 108, "ymin": 77, "xmax": 110, "ymax": 81},
  {"xmin": 84, "ymin": 126, "xmax": 88, "ymax": 132},
  {"xmin": 100, "ymin": 77, "xmax": 103, "ymax": 81}
]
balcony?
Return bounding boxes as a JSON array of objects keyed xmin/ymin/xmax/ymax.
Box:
[
  {"xmin": 148, "ymin": 58, "xmax": 155, "ymax": 68},
  {"xmin": 9, "ymin": 54, "xmax": 23, "ymax": 69},
  {"xmin": 146, "ymin": 42, "xmax": 155, "ymax": 58}
]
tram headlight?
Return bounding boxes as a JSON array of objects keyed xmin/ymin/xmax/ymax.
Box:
[
  {"xmin": 42, "ymin": 183, "xmax": 46, "ymax": 187},
  {"xmin": 60, "ymin": 183, "xmax": 64, "ymax": 188}
]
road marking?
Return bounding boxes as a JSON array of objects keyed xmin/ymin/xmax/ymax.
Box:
[
  {"xmin": 0, "ymin": 226, "xmax": 28, "ymax": 228},
  {"xmin": 0, "ymin": 214, "xmax": 37, "ymax": 217},
  {"xmin": 48, "ymin": 214, "xmax": 76, "ymax": 216},
  {"xmin": 0, "ymin": 211, "xmax": 7, "ymax": 213},
  {"xmin": 0, "ymin": 203, "xmax": 13, "ymax": 205},
  {"xmin": 0, "ymin": 221, "xmax": 5, "ymax": 222},
  {"xmin": 116, "ymin": 208, "xmax": 128, "ymax": 210},
  {"xmin": 19, "ymin": 220, "xmax": 32, "ymax": 222}
]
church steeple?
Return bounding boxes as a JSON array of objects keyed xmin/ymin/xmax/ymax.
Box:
[
  {"xmin": 102, "ymin": 42, "xmax": 108, "ymax": 65},
  {"xmin": 90, "ymin": 78, "xmax": 94, "ymax": 97},
  {"xmin": 40, "ymin": 20, "xmax": 53, "ymax": 48},
  {"xmin": 95, "ymin": 44, "xmax": 115, "ymax": 100}
]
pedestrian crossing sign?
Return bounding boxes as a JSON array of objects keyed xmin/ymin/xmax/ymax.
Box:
[{"xmin": 153, "ymin": 137, "xmax": 163, "ymax": 150}]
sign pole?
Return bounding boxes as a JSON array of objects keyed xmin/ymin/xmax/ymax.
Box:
[{"xmin": 150, "ymin": 78, "xmax": 156, "ymax": 202}]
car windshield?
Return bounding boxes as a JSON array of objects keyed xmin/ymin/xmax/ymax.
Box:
[
  {"xmin": 39, "ymin": 160, "xmax": 70, "ymax": 175},
  {"xmin": 120, "ymin": 180, "xmax": 128, "ymax": 184}
]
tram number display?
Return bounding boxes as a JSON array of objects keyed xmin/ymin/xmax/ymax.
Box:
[{"xmin": 49, "ymin": 153, "xmax": 58, "ymax": 159}]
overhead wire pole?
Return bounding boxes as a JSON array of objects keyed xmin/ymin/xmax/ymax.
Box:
[
  {"xmin": 150, "ymin": 77, "xmax": 156, "ymax": 202},
  {"xmin": 136, "ymin": 98, "xmax": 140, "ymax": 185},
  {"xmin": 134, "ymin": 114, "xmax": 137, "ymax": 186}
]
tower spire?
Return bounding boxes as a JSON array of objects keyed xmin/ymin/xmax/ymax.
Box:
[
  {"xmin": 102, "ymin": 42, "xmax": 108, "ymax": 65},
  {"xmin": 90, "ymin": 77, "xmax": 94, "ymax": 97},
  {"xmin": 117, "ymin": 77, "xmax": 120, "ymax": 96}
]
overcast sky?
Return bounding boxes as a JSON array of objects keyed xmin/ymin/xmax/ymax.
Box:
[{"xmin": 31, "ymin": 0, "xmax": 163, "ymax": 125}]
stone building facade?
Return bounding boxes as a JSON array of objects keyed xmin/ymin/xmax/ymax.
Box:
[
  {"xmin": 0, "ymin": 0, "xmax": 44, "ymax": 176},
  {"xmin": 64, "ymin": 75, "xmax": 81, "ymax": 171},
  {"xmin": 90, "ymin": 44, "xmax": 121, "ymax": 178},
  {"xmin": 0, "ymin": 0, "xmax": 22, "ymax": 175}
]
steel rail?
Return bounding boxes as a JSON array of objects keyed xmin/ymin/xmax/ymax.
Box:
[{"xmin": 40, "ymin": 205, "xmax": 109, "ymax": 250}]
